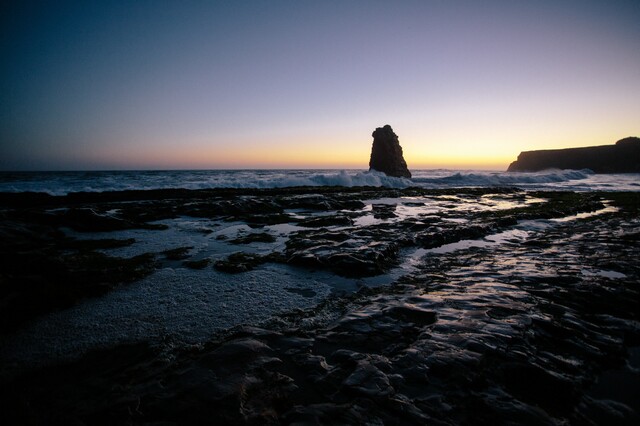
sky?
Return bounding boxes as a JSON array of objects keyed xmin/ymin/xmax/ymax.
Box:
[{"xmin": 1, "ymin": 0, "xmax": 639, "ymax": 171}]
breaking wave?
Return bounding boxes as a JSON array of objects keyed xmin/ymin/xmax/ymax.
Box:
[
  {"xmin": 0, "ymin": 170, "xmax": 411, "ymax": 195},
  {"xmin": 242, "ymin": 170, "xmax": 412, "ymax": 189},
  {"xmin": 413, "ymin": 169, "xmax": 594, "ymax": 187},
  {"xmin": 1, "ymin": 168, "xmax": 638, "ymax": 195}
]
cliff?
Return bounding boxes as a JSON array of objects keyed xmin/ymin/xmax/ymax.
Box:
[{"xmin": 507, "ymin": 137, "xmax": 640, "ymax": 173}]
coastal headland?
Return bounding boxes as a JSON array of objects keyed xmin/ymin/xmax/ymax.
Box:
[{"xmin": 508, "ymin": 137, "xmax": 640, "ymax": 173}]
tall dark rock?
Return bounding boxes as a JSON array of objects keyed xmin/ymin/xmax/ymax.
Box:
[
  {"xmin": 369, "ymin": 125, "xmax": 411, "ymax": 178},
  {"xmin": 507, "ymin": 137, "xmax": 640, "ymax": 173}
]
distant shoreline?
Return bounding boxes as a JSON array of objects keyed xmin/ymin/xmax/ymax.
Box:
[{"xmin": 508, "ymin": 137, "xmax": 640, "ymax": 173}]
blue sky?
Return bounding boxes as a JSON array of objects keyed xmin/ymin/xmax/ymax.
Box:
[{"xmin": 1, "ymin": 0, "xmax": 639, "ymax": 170}]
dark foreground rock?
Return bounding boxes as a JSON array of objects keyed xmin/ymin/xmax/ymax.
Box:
[
  {"xmin": 369, "ymin": 125, "xmax": 412, "ymax": 178},
  {"xmin": 507, "ymin": 136, "xmax": 640, "ymax": 173},
  {"xmin": 1, "ymin": 193, "xmax": 639, "ymax": 425}
]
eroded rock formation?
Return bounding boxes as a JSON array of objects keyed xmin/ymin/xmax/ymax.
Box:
[
  {"xmin": 507, "ymin": 137, "xmax": 640, "ymax": 173},
  {"xmin": 369, "ymin": 125, "xmax": 411, "ymax": 178}
]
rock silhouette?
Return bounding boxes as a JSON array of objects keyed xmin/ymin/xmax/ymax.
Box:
[
  {"xmin": 369, "ymin": 125, "xmax": 411, "ymax": 178},
  {"xmin": 507, "ymin": 137, "xmax": 640, "ymax": 173}
]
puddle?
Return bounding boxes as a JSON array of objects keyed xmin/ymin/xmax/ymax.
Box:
[
  {"xmin": 552, "ymin": 205, "xmax": 619, "ymax": 222},
  {"xmin": 424, "ymin": 228, "xmax": 531, "ymax": 255},
  {"xmin": 421, "ymin": 202, "xmax": 621, "ymax": 256},
  {"xmin": 582, "ymin": 269, "xmax": 627, "ymax": 279},
  {"xmin": 426, "ymin": 238, "xmax": 496, "ymax": 254}
]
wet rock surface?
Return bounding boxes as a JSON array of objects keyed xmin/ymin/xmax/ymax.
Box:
[{"xmin": 0, "ymin": 187, "xmax": 639, "ymax": 424}]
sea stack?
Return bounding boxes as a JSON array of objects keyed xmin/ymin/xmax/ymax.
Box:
[
  {"xmin": 507, "ymin": 137, "xmax": 640, "ymax": 173},
  {"xmin": 369, "ymin": 125, "xmax": 411, "ymax": 178}
]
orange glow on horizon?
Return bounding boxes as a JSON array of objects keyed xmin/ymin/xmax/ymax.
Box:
[
  {"xmin": 83, "ymin": 143, "xmax": 512, "ymax": 170},
  {"xmin": 77, "ymin": 130, "xmax": 635, "ymax": 171}
]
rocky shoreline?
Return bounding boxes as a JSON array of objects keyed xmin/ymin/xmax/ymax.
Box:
[{"xmin": 1, "ymin": 187, "xmax": 639, "ymax": 424}]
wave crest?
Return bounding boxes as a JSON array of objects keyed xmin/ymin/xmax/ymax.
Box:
[
  {"xmin": 251, "ymin": 170, "xmax": 411, "ymax": 189},
  {"xmin": 4, "ymin": 168, "xmax": 637, "ymax": 195},
  {"xmin": 413, "ymin": 169, "xmax": 593, "ymax": 188}
]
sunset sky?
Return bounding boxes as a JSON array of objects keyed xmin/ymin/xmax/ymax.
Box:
[{"xmin": 1, "ymin": 1, "xmax": 639, "ymax": 171}]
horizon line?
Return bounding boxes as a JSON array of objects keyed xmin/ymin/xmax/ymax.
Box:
[{"xmin": 0, "ymin": 166, "xmax": 508, "ymax": 173}]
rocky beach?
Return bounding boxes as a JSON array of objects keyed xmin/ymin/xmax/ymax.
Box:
[
  {"xmin": 1, "ymin": 183, "xmax": 639, "ymax": 425},
  {"xmin": 4, "ymin": 1, "xmax": 640, "ymax": 423}
]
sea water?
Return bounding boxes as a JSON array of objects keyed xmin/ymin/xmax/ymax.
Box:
[{"xmin": 1, "ymin": 168, "xmax": 639, "ymax": 195}]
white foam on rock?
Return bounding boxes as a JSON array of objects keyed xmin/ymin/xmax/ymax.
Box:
[{"xmin": 0, "ymin": 264, "xmax": 330, "ymax": 371}]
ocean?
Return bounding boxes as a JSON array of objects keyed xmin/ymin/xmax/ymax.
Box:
[{"xmin": 1, "ymin": 168, "xmax": 639, "ymax": 195}]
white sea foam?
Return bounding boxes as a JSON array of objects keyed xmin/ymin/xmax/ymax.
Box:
[
  {"xmin": 0, "ymin": 168, "xmax": 638, "ymax": 196},
  {"xmin": 414, "ymin": 169, "xmax": 593, "ymax": 186},
  {"xmin": 0, "ymin": 264, "xmax": 331, "ymax": 370},
  {"xmin": 248, "ymin": 170, "xmax": 412, "ymax": 189}
]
